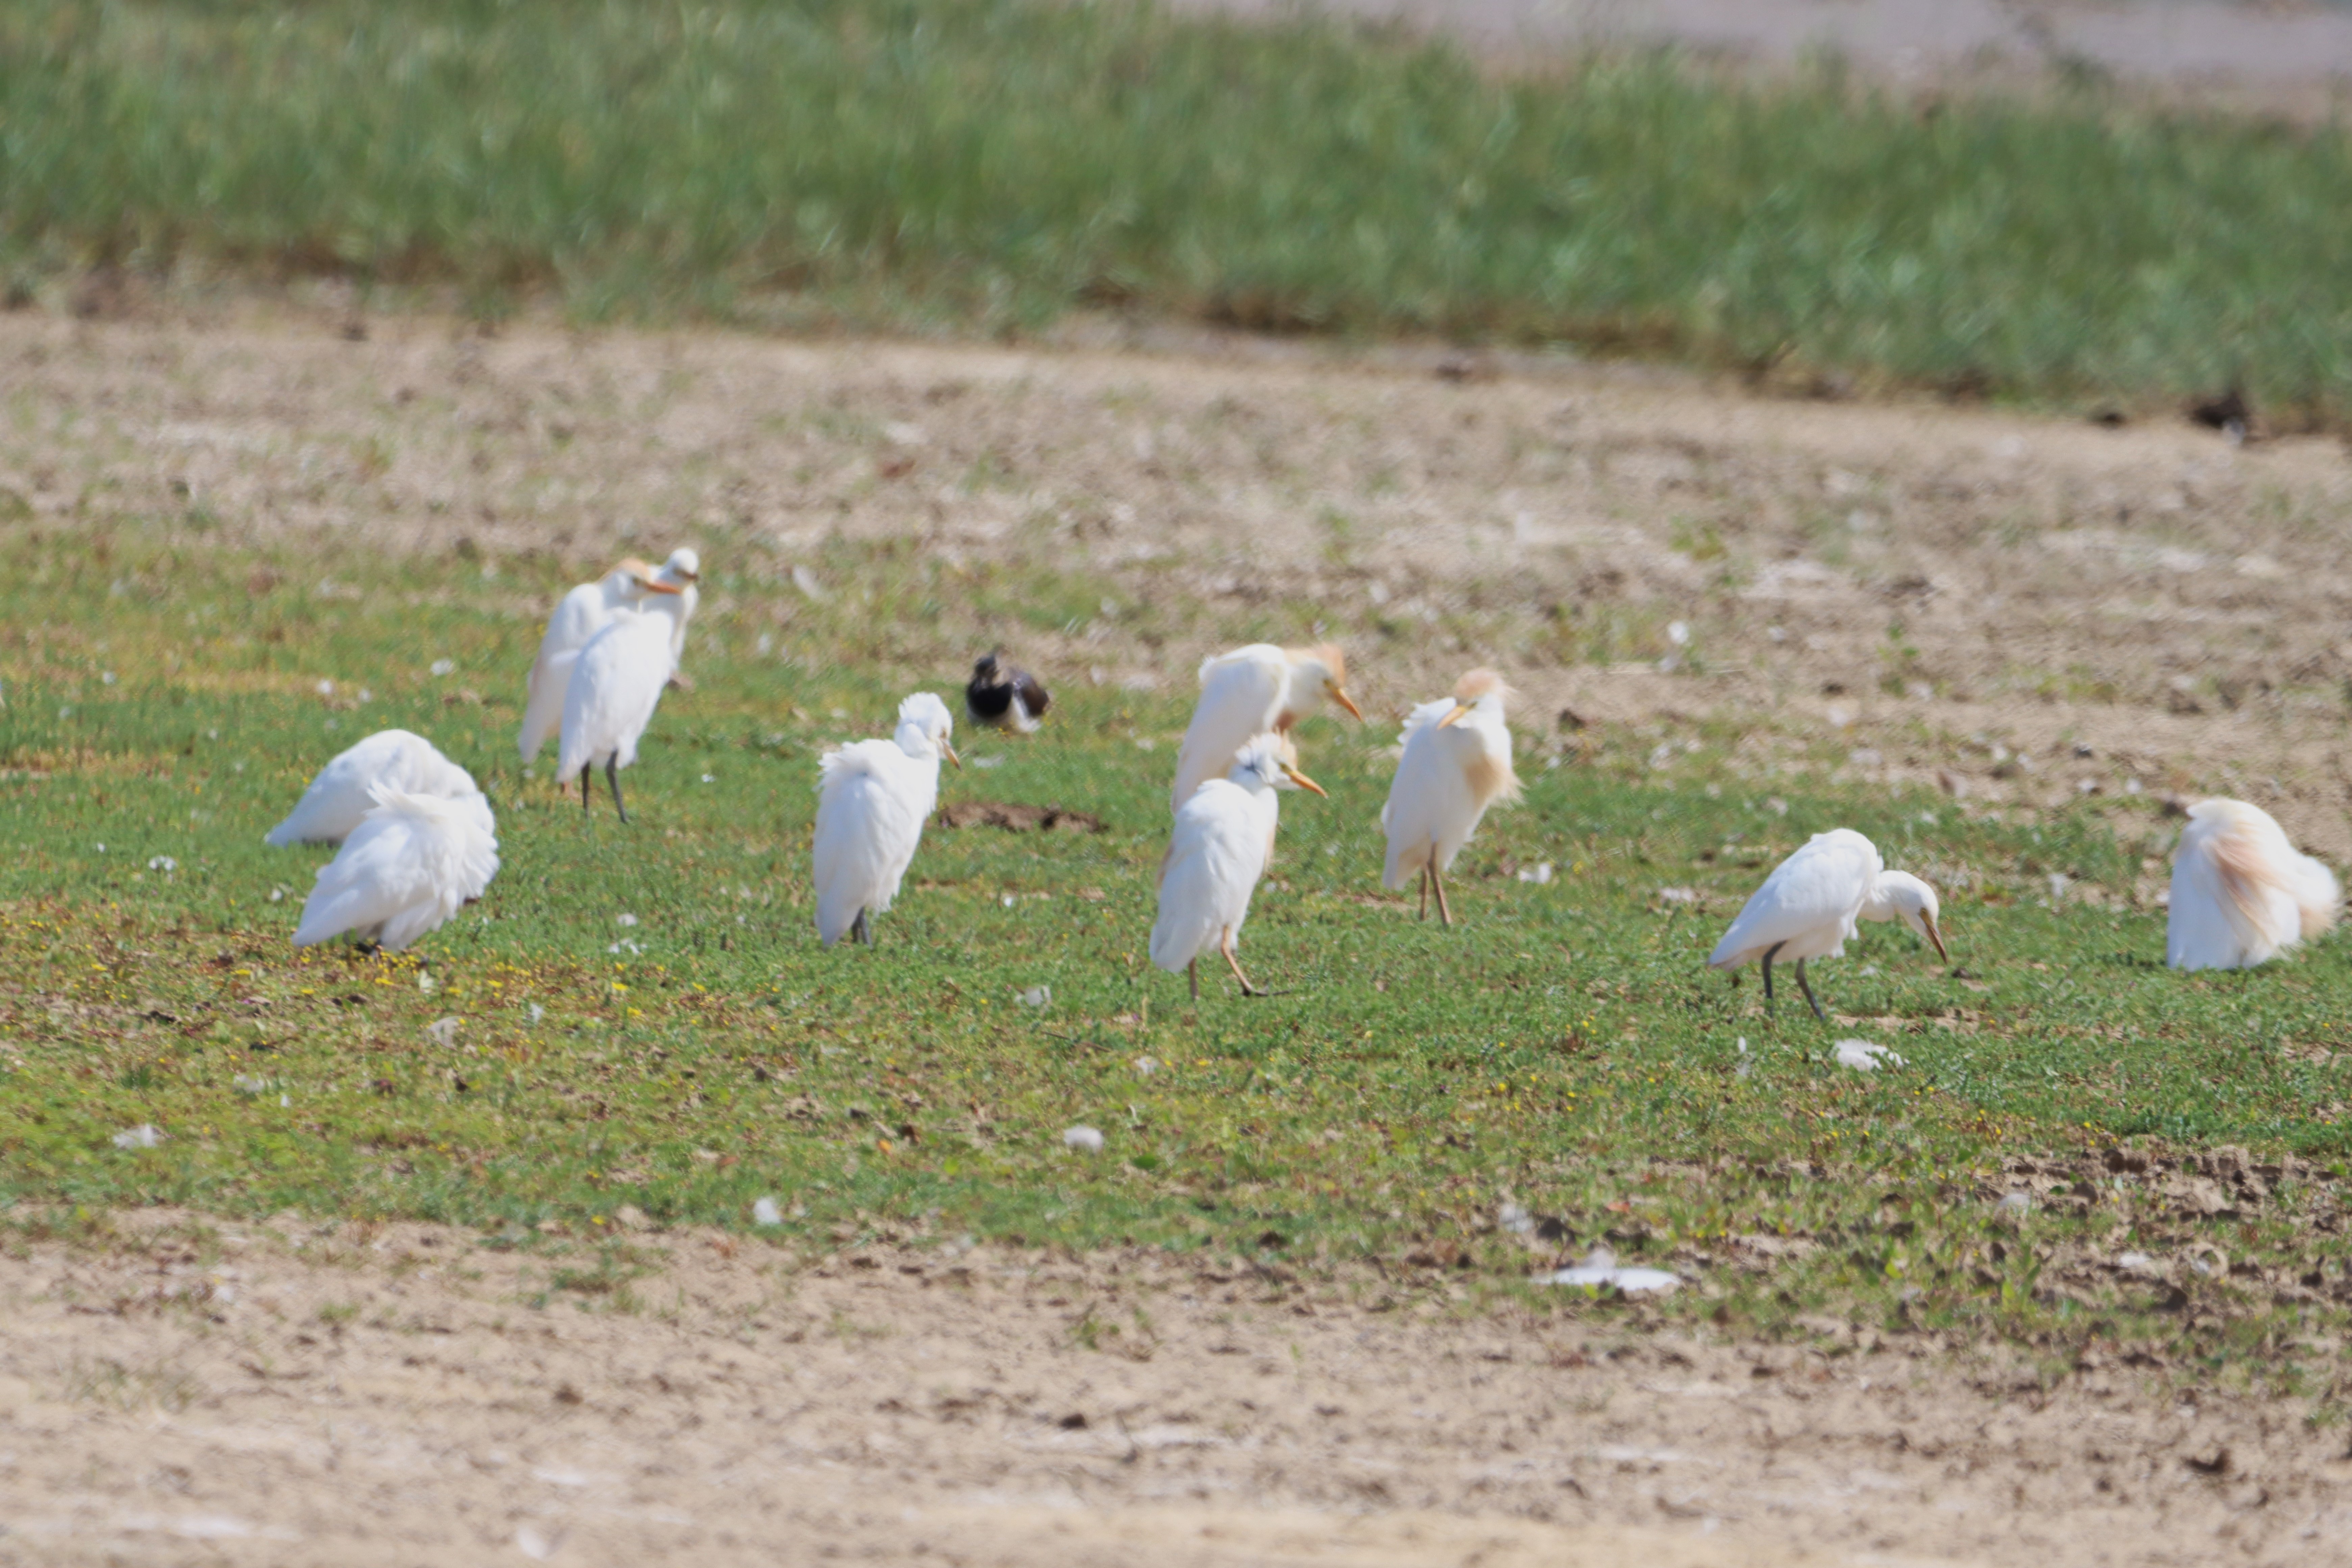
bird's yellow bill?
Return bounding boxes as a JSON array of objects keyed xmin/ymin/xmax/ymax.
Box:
[
  {"xmin": 1330, "ymin": 685, "xmax": 1365, "ymax": 722},
  {"xmin": 1925, "ymin": 918, "xmax": 1949, "ymax": 963},
  {"xmin": 1436, "ymin": 701, "xmax": 1475, "ymax": 729},
  {"xmin": 942, "ymin": 740, "xmax": 963, "ymax": 769},
  {"xmin": 1282, "ymin": 763, "xmax": 1328, "ymax": 797},
  {"xmin": 639, "ymin": 578, "xmax": 686, "ymax": 595}
]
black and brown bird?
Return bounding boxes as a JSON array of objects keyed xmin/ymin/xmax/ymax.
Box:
[{"xmin": 966, "ymin": 651, "xmax": 1050, "ymax": 733}]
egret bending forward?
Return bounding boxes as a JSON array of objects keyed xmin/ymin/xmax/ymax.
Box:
[
  {"xmin": 266, "ymin": 729, "xmax": 482, "ymax": 848},
  {"xmin": 1708, "ymin": 829, "xmax": 1946, "ymax": 1019},
  {"xmin": 291, "ymin": 785, "xmax": 500, "ymax": 952},
  {"xmin": 2167, "ymin": 798, "xmax": 2340, "ymax": 971},
  {"xmin": 1152, "ymin": 734, "xmax": 1326, "ymax": 999},
  {"xmin": 1380, "ymin": 669, "xmax": 1521, "ymax": 925},
  {"xmin": 1169, "ymin": 643, "xmax": 1361, "ymax": 814},
  {"xmin": 813, "ymin": 693, "xmax": 961, "ymax": 948}
]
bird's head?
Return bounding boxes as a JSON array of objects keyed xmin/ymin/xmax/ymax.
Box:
[
  {"xmin": 1871, "ymin": 871, "xmax": 1948, "ymax": 962},
  {"xmin": 1233, "ymin": 733, "xmax": 1326, "ymax": 797},
  {"xmin": 656, "ymin": 548, "xmax": 701, "ymax": 588},
  {"xmin": 1288, "ymin": 643, "xmax": 1364, "ymax": 724},
  {"xmin": 1437, "ymin": 667, "xmax": 1512, "ymax": 729},
  {"xmin": 896, "ymin": 691, "xmax": 961, "ymax": 767},
  {"xmin": 971, "ymin": 650, "xmax": 1003, "ymax": 682}
]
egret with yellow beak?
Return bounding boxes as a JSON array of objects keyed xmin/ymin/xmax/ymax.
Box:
[
  {"xmin": 1380, "ymin": 668, "xmax": 1522, "ymax": 925},
  {"xmin": 1152, "ymin": 734, "xmax": 1326, "ymax": 999}
]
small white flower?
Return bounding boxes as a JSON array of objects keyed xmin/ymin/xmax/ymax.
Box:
[
  {"xmin": 1666, "ymin": 621, "xmax": 1690, "ymax": 646},
  {"xmin": 430, "ymin": 658, "xmax": 456, "ymax": 677},
  {"xmin": 316, "ymin": 679, "xmax": 334, "ymax": 697},
  {"xmin": 112, "ymin": 1124, "xmax": 162, "ymax": 1150},
  {"xmin": 1997, "ymin": 1192, "xmax": 2033, "ymax": 1215},
  {"xmin": 101, "ymin": 670, "xmax": 117, "ymax": 685},
  {"xmin": 1018, "ymin": 986, "xmax": 1051, "ymax": 1008},
  {"xmin": 1062, "ymin": 1126, "xmax": 1105, "ymax": 1154},
  {"xmin": 615, "ymin": 913, "xmax": 638, "ymax": 927},
  {"xmin": 417, "ymin": 973, "xmax": 436, "ymax": 993},
  {"xmin": 701, "ymin": 774, "xmax": 716, "ymax": 784},
  {"xmin": 1001, "ymin": 895, "xmax": 1017, "ymax": 908},
  {"xmin": 424, "ymin": 1016, "xmax": 461, "ymax": 1046},
  {"xmin": 148, "ymin": 856, "xmax": 176, "ymax": 873},
  {"xmin": 528, "ymin": 1003, "xmax": 545, "ymax": 1025},
  {"xmin": 233, "ymin": 1075, "xmax": 268, "ymax": 1094},
  {"xmin": 1517, "ymin": 862, "xmax": 1553, "ymax": 884},
  {"xmin": 268, "ymin": 887, "xmax": 286, "ymax": 903},
  {"xmin": 1132, "ymin": 1056, "xmax": 1158, "ymax": 1076},
  {"xmin": 752, "ymin": 1197, "xmax": 784, "ymax": 1227}
]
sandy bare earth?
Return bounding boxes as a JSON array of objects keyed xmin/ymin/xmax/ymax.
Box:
[{"xmin": 2, "ymin": 1211, "xmax": 2350, "ymax": 1567}]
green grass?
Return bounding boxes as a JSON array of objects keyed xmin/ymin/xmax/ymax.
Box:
[
  {"xmin": 5, "ymin": 525, "xmax": 2352, "ymax": 1386},
  {"xmin": 8, "ymin": 0, "xmax": 2352, "ymax": 420}
]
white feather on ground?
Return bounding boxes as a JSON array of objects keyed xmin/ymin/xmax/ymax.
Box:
[
  {"xmin": 2167, "ymin": 798, "xmax": 2342, "ymax": 970},
  {"xmin": 1535, "ymin": 1248, "xmax": 1680, "ymax": 1295},
  {"xmin": 264, "ymin": 730, "xmax": 480, "ymax": 847},
  {"xmin": 291, "ymin": 784, "xmax": 499, "ymax": 951},
  {"xmin": 811, "ymin": 693, "xmax": 956, "ymax": 947}
]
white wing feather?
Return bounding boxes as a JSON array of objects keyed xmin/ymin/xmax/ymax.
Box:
[
  {"xmin": 1169, "ymin": 646, "xmax": 1288, "ymax": 814},
  {"xmin": 291, "ymin": 788, "xmax": 496, "ymax": 951},
  {"xmin": 520, "ymin": 576, "xmax": 636, "ymax": 761}
]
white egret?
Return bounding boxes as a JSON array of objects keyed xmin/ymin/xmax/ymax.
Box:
[
  {"xmin": 1169, "ymin": 642, "xmax": 1362, "ymax": 814},
  {"xmin": 291, "ymin": 784, "xmax": 499, "ymax": 952},
  {"xmin": 1151, "ymin": 733, "xmax": 1326, "ymax": 999},
  {"xmin": 555, "ymin": 586, "xmax": 690, "ymax": 823},
  {"xmin": 965, "ymin": 651, "xmax": 1050, "ymax": 733},
  {"xmin": 651, "ymin": 547, "xmax": 703, "ymax": 680},
  {"xmin": 518, "ymin": 558, "xmax": 661, "ymax": 762},
  {"xmin": 812, "ymin": 693, "xmax": 961, "ymax": 947},
  {"xmin": 1707, "ymin": 829, "xmax": 1947, "ymax": 1019},
  {"xmin": 1380, "ymin": 668, "xmax": 1521, "ymax": 924},
  {"xmin": 2167, "ymin": 798, "xmax": 2340, "ymax": 970},
  {"xmin": 265, "ymin": 729, "xmax": 482, "ymax": 847}
]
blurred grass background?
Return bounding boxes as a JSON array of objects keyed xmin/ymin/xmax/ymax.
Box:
[{"xmin": 4, "ymin": 0, "xmax": 2351, "ymax": 420}]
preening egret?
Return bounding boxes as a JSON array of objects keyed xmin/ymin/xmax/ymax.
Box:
[
  {"xmin": 555, "ymin": 587, "xmax": 690, "ymax": 823},
  {"xmin": 265, "ymin": 730, "xmax": 482, "ymax": 847},
  {"xmin": 1708, "ymin": 829, "xmax": 1946, "ymax": 1019},
  {"xmin": 291, "ymin": 784, "xmax": 499, "ymax": 951},
  {"xmin": 1380, "ymin": 668, "xmax": 1521, "ymax": 924},
  {"xmin": 519, "ymin": 559, "xmax": 661, "ymax": 762},
  {"xmin": 2167, "ymin": 798, "xmax": 2341, "ymax": 970},
  {"xmin": 1151, "ymin": 733, "xmax": 1326, "ymax": 999},
  {"xmin": 812, "ymin": 693, "xmax": 961, "ymax": 947},
  {"xmin": 966, "ymin": 651, "xmax": 1050, "ymax": 733},
  {"xmin": 1169, "ymin": 642, "xmax": 1362, "ymax": 814}
]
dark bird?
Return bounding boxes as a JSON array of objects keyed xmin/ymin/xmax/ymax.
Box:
[{"xmin": 966, "ymin": 651, "xmax": 1050, "ymax": 733}]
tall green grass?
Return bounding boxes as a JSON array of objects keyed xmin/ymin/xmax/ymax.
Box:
[{"xmin": 5, "ymin": 0, "xmax": 2352, "ymax": 418}]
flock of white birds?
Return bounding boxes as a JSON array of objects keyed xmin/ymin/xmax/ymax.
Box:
[{"xmin": 262, "ymin": 555, "xmax": 2343, "ymax": 1008}]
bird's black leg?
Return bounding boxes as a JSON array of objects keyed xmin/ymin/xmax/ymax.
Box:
[
  {"xmin": 1187, "ymin": 959, "xmax": 1199, "ymax": 1001},
  {"xmin": 1795, "ymin": 958, "xmax": 1826, "ymax": 1021},
  {"xmin": 606, "ymin": 758, "xmax": 629, "ymax": 825},
  {"xmin": 853, "ymin": 909, "xmax": 872, "ymax": 948},
  {"xmin": 1761, "ymin": 941, "xmax": 1785, "ymax": 1010},
  {"xmin": 579, "ymin": 765, "xmax": 591, "ymax": 812}
]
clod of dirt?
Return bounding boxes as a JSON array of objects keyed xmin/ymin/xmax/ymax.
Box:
[{"xmin": 936, "ymin": 802, "xmax": 1105, "ymax": 833}]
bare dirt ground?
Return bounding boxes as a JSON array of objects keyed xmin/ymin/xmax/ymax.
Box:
[
  {"xmin": 4, "ymin": 1210, "xmax": 2350, "ymax": 1567},
  {"xmin": 8, "ymin": 306, "xmax": 2352, "ymax": 1560},
  {"xmin": 7, "ymin": 303, "xmax": 2351, "ymax": 850}
]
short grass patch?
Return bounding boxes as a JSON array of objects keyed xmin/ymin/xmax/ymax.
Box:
[
  {"xmin": 4, "ymin": 528, "xmax": 2352, "ymax": 1388},
  {"xmin": 6, "ymin": 0, "xmax": 2352, "ymax": 420}
]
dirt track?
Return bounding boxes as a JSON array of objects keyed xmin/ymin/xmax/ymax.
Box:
[{"xmin": 4, "ymin": 1211, "xmax": 2349, "ymax": 1567}]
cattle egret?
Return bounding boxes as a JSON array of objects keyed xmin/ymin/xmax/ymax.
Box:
[
  {"xmin": 2167, "ymin": 798, "xmax": 2340, "ymax": 970},
  {"xmin": 812, "ymin": 693, "xmax": 961, "ymax": 947},
  {"xmin": 1708, "ymin": 829, "xmax": 1946, "ymax": 1019},
  {"xmin": 1169, "ymin": 642, "xmax": 1362, "ymax": 814},
  {"xmin": 1151, "ymin": 733, "xmax": 1326, "ymax": 999},
  {"xmin": 291, "ymin": 784, "xmax": 500, "ymax": 951},
  {"xmin": 265, "ymin": 729, "xmax": 482, "ymax": 847},
  {"xmin": 650, "ymin": 547, "xmax": 702, "ymax": 663},
  {"xmin": 556, "ymin": 586, "xmax": 690, "ymax": 823},
  {"xmin": 1380, "ymin": 668, "xmax": 1521, "ymax": 924},
  {"xmin": 518, "ymin": 558, "xmax": 663, "ymax": 762},
  {"xmin": 965, "ymin": 650, "xmax": 1050, "ymax": 732}
]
